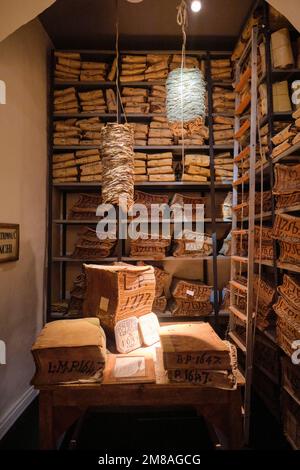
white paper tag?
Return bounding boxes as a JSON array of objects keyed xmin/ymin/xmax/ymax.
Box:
[
  {"xmin": 115, "ymin": 317, "xmax": 141, "ymax": 353},
  {"xmin": 186, "ymin": 289, "xmax": 195, "ymax": 296},
  {"xmin": 114, "ymin": 356, "xmax": 145, "ymax": 378}
]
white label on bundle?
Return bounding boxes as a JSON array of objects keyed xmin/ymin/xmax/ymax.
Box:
[
  {"xmin": 100, "ymin": 296, "xmax": 109, "ymax": 312},
  {"xmin": 114, "ymin": 356, "xmax": 145, "ymax": 378},
  {"xmin": 115, "ymin": 317, "xmax": 141, "ymax": 353},
  {"xmin": 186, "ymin": 289, "xmax": 195, "ymax": 297},
  {"xmin": 186, "ymin": 241, "xmax": 203, "ymax": 251},
  {"xmin": 138, "ymin": 312, "xmax": 160, "ymax": 346}
]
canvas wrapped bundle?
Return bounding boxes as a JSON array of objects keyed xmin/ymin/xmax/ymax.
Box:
[
  {"xmin": 273, "ymin": 163, "xmax": 300, "ymax": 195},
  {"xmin": 71, "ymin": 227, "xmax": 117, "ymax": 259},
  {"xmin": 83, "ymin": 264, "xmax": 155, "ymax": 333},
  {"xmin": 173, "ymin": 230, "xmax": 213, "ymax": 257},
  {"xmin": 254, "ymin": 225, "xmax": 274, "ymax": 261},
  {"xmin": 276, "ymin": 192, "xmax": 300, "ymax": 210},
  {"xmin": 271, "ymin": 28, "xmax": 294, "ymax": 69},
  {"xmin": 134, "ymin": 190, "xmax": 169, "ymax": 216},
  {"xmin": 272, "ymin": 213, "xmax": 300, "ymax": 242},
  {"xmin": 68, "ymin": 272, "xmax": 87, "ymax": 316},
  {"xmin": 69, "ymin": 193, "xmax": 102, "ymax": 220},
  {"xmin": 166, "ymin": 67, "xmax": 206, "ymax": 136},
  {"xmin": 31, "ymin": 318, "xmax": 106, "ymax": 385},
  {"xmin": 101, "ymin": 123, "xmax": 135, "ymax": 211},
  {"xmin": 278, "ymin": 274, "xmax": 300, "ymax": 309},
  {"xmin": 253, "ymin": 275, "xmax": 276, "ymax": 330},
  {"xmin": 160, "ymin": 323, "xmax": 237, "ymax": 389},
  {"xmin": 170, "ymin": 193, "xmax": 207, "ymax": 219},
  {"xmin": 170, "ymin": 279, "xmax": 213, "ymax": 316},
  {"xmin": 130, "ymin": 233, "xmax": 171, "ymax": 259}
]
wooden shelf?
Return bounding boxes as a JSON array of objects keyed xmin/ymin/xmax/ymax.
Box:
[
  {"xmin": 52, "ymin": 181, "xmax": 232, "ymax": 190},
  {"xmin": 54, "ymin": 81, "xmax": 116, "ymax": 87},
  {"xmin": 53, "ymin": 113, "xmax": 116, "ymax": 119},
  {"xmin": 277, "ymin": 261, "xmax": 300, "ymax": 274},
  {"xmin": 271, "ymin": 142, "xmax": 300, "ymax": 164},
  {"xmin": 53, "ymin": 218, "xmax": 232, "ymax": 225},
  {"xmin": 52, "ymin": 257, "xmax": 118, "ymax": 263},
  {"xmin": 121, "ymin": 256, "xmax": 231, "ymax": 262},
  {"xmin": 275, "ymin": 204, "xmax": 300, "ymax": 215}
]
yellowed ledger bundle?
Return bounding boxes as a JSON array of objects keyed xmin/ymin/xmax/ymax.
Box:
[{"xmin": 271, "ymin": 28, "xmax": 294, "ymax": 69}]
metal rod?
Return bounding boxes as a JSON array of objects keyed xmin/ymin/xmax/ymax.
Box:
[
  {"xmin": 244, "ymin": 25, "xmax": 259, "ymax": 444},
  {"xmin": 206, "ymin": 52, "xmax": 220, "ymax": 324}
]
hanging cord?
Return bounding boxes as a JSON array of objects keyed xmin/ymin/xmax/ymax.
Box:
[
  {"xmin": 115, "ymin": 0, "xmax": 127, "ymax": 123},
  {"xmin": 177, "ymin": 0, "xmax": 188, "ymax": 172}
]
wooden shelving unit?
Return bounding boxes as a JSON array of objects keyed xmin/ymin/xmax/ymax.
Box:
[
  {"xmin": 48, "ymin": 48, "xmax": 234, "ymax": 323},
  {"xmin": 229, "ymin": 0, "xmax": 300, "ymax": 448}
]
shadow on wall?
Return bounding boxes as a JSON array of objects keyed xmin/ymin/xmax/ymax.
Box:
[{"xmin": 0, "ymin": 240, "xmax": 39, "ymax": 423}]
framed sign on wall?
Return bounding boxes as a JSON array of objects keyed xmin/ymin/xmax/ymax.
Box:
[{"xmin": 0, "ymin": 224, "xmax": 20, "ymax": 263}]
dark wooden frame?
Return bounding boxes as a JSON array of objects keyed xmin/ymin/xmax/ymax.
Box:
[{"xmin": 0, "ymin": 223, "xmax": 20, "ymax": 263}]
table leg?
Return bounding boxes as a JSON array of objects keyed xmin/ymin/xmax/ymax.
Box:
[
  {"xmin": 39, "ymin": 391, "xmax": 55, "ymax": 450},
  {"xmin": 227, "ymin": 390, "xmax": 244, "ymax": 449}
]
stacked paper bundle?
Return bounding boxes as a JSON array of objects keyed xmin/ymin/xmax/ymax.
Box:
[
  {"xmin": 71, "ymin": 226, "xmax": 116, "ymax": 259},
  {"xmin": 134, "ymin": 152, "xmax": 148, "ymax": 182},
  {"xmin": 172, "ymin": 230, "xmax": 213, "ymax": 257},
  {"xmin": 148, "ymin": 117, "xmax": 173, "ymax": 145},
  {"xmin": 53, "ymin": 117, "xmax": 81, "ymax": 146},
  {"xmin": 211, "ymin": 59, "xmax": 232, "ymax": 80},
  {"xmin": 131, "ymin": 122, "xmax": 149, "ymax": 145},
  {"xmin": 54, "ymin": 87, "xmax": 79, "ymax": 114},
  {"xmin": 212, "ymin": 86, "xmax": 235, "ymax": 115},
  {"xmin": 271, "ymin": 28, "xmax": 295, "ymax": 70},
  {"xmin": 52, "ymin": 149, "xmax": 101, "ymax": 183},
  {"xmin": 214, "ymin": 152, "xmax": 233, "ymax": 182},
  {"xmin": 120, "ymin": 55, "xmax": 147, "ymax": 83},
  {"xmin": 231, "ymin": 13, "xmax": 260, "ymax": 62},
  {"xmin": 274, "ymin": 274, "xmax": 300, "ymax": 358},
  {"xmin": 54, "ymin": 52, "xmax": 117, "ymax": 82},
  {"xmin": 122, "ymin": 87, "xmax": 149, "ymax": 114},
  {"xmin": 147, "ymin": 152, "xmax": 175, "ymax": 182},
  {"xmin": 182, "ymin": 154, "xmax": 210, "ymax": 182},
  {"xmin": 272, "ymin": 109, "xmax": 300, "ymax": 158},
  {"xmin": 130, "ymin": 232, "xmax": 171, "ymax": 259},
  {"xmin": 80, "ymin": 61, "xmax": 108, "ymax": 81},
  {"xmin": 53, "ymin": 116, "xmax": 105, "ymax": 146},
  {"xmin": 54, "ymin": 52, "xmax": 81, "ymax": 81},
  {"xmin": 105, "ymin": 89, "xmax": 117, "ymax": 112},
  {"xmin": 160, "ymin": 323, "xmax": 237, "ymax": 389},
  {"xmin": 169, "ymin": 54, "xmax": 200, "ymax": 71},
  {"xmin": 145, "ymin": 54, "xmax": 169, "ymax": 81},
  {"xmin": 77, "ymin": 117, "xmax": 104, "ymax": 145},
  {"xmin": 77, "ymin": 149, "xmax": 102, "ymax": 182},
  {"xmin": 149, "ymin": 85, "xmax": 166, "ymax": 114},
  {"xmin": 67, "ymin": 271, "xmax": 87, "ymax": 317},
  {"xmin": 253, "ymin": 274, "xmax": 276, "ymax": 331},
  {"xmin": 170, "ymin": 279, "xmax": 213, "ymax": 316},
  {"xmin": 69, "ymin": 193, "xmax": 102, "ymax": 220},
  {"xmin": 52, "ymin": 152, "xmax": 78, "ymax": 183},
  {"xmin": 78, "ymin": 89, "xmax": 107, "ymax": 113},
  {"xmin": 152, "ymin": 266, "xmax": 171, "ymax": 314},
  {"xmin": 177, "ymin": 124, "xmax": 209, "ymax": 146},
  {"xmin": 272, "ymin": 212, "xmax": 300, "ymax": 267},
  {"xmin": 274, "ymin": 162, "xmax": 300, "ymax": 211},
  {"xmin": 213, "ymin": 115, "xmax": 234, "ymax": 146}
]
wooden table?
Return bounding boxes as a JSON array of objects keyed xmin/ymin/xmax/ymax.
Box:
[{"xmin": 36, "ymin": 346, "xmax": 245, "ymax": 450}]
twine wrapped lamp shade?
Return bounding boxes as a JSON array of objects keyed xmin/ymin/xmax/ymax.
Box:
[
  {"xmin": 166, "ymin": 67, "xmax": 206, "ymax": 135},
  {"xmin": 101, "ymin": 123, "xmax": 135, "ymax": 211}
]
